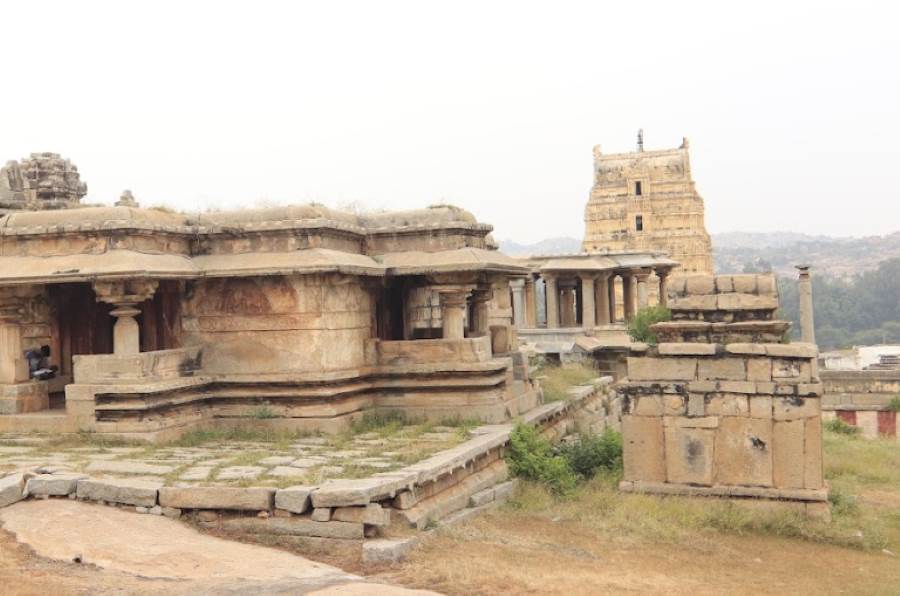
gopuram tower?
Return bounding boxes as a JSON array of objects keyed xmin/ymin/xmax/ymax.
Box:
[{"xmin": 583, "ymin": 132, "xmax": 714, "ymax": 276}]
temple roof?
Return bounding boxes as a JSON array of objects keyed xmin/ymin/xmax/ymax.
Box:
[
  {"xmin": 376, "ymin": 248, "xmax": 528, "ymax": 275},
  {"xmin": 518, "ymin": 251, "xmax": 678, "ymax": 273}
]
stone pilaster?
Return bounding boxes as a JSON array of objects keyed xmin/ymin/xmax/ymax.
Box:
[
  {"xmin": 524, "ymin": 277, "xmax": 537, "ymax": 328},
  {"xmin": 509, "ymin": 278, "xmax": 526, "ymax": 328},
  {"xmin": 471, "ymin": 288, "xmax": 493, "ymax": 336},
  {"xmin": 636, "ymin": 270, "xmax": 650, "ymax": 310}
]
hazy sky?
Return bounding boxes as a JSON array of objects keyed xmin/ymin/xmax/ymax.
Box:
[{"xmin": 2, "ymin": 1, "xmax": 898, "ymax": 243}]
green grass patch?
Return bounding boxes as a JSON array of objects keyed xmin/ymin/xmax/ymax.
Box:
[
  {"xmin": 536, "ymin": 363, "xmax": 598, "ymax": 402},
  {"xmin": 824, "ymin": 417, "xmax": 861, "ymax": 436}
]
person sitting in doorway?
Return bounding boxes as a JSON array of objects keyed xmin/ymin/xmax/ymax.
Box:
[{"xmin": 24, "ymin": 345, "xmax": 58, "ymax": 380}]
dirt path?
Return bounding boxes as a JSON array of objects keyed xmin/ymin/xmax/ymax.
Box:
[
  {"xmin": 0, "ymin": 500, "xmax": 435, "ymax": 596},
  {"xmin": 376, "ymin": 512, "xmax": 900, "ymax": 595}
]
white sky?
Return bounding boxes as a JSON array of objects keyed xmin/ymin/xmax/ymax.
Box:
[{"xmin": 2, "ymin": 1, "xmax": 898, "ymax": 243}]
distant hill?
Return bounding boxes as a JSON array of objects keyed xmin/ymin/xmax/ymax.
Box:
[
  {"xmin": 499, "ymin": 237, "xmax": 582, "ymax": 256},
  {"xmin": 712, "ymin": 231, "xmax": 900, "ymax": 278}
]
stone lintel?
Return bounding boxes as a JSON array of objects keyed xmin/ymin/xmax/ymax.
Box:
[{"xmin": 618, "ymin": 480, "xmax": 829, "ymax": 502}]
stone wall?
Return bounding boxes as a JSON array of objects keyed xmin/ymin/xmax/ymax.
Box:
[
  {"xmin": 618, "ymin": 274, "xmax": 828, "ymax": 518},
  {"xmin": 821, "ymin": 370, "xmax": 899, "ymax": 440},
  {"xmin": 181, "ymin": 274, "xmax": 373, "ymax": 375}
]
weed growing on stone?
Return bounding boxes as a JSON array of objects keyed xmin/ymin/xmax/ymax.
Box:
[
  {"xmin": 887, "ymin": 396, "xmax": 900, "ymax": 412},
  {"xmin": 535, "ymin": 363, "xmax": 598, "ymax": 402},
  {"xmin": 823, "ymin": 418, "xmax": 861, "ymax": 436},
  {"xmin": 627, "ymin": 305, "xmax": 671, "ymax": 344}
]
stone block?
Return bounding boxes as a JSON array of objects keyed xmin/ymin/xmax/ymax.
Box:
[
  {"xmin": 669, "ymin": 295, "xmax": 718, "ymax": 310},
  {"xmin": 658, "ymin": 343, "xmax": 717, "ymax": 356},
  {"xmin": 685, "ymin": 275, "xmax": 716, "ymax": 295},
  {"xmin": 749, "ymin": 396, "xmax": 773, "ymax": 418},
  {"xmin": 804, "ymin": 417, "xmax": 823, "ymax": 489},
  {"xmin": 688, "ymin": 380, "xmax": 717, "ymax": 393},
  {"xmin": 731, "ymin": 275, "xmax": 758, "ymax": 294},
  {"xmin": 76, "ymin": 478, "xmax": 160, "ymax": 507},
  {"xmin": 627, "ymin": 357, "xmax": 697, "ymax": 381},
  {"xmin": 797, "ymin": 383, "xmax": 823, "ymax": 396},
  {"xmin": 772, "ymin": 359, "xmax": 803, "ymax": 380},
  {"xmin": 717, "ymin": 294, "xmax": 778, "ymax": 311},
  {"xmin": 772, "ymin": 420, "xmax": 804, "ymax": 489},
  {"xmin": 688, "ymin": 393, "xmax": 705, "ymax": 417},
  {"xmin": 664, "ymin": 426, "xmax": 714, "ymax": 485},
  {"xmin": 773, "ymin": 396, "xmax": 820, "ymax": 421},
  {"xmin": 363, "ymin": 538, "xmax": 418, "ymax": 564},
  {"xmin": 622, "ymin": 415, "xmax": 665, "ymax": 482},
  {"xmin": 392, "ymin": 490, "xmax": 418, "ymax": 510},
  {"xmin": 765, "ymin": 344, "xmax": 818, "ymax": 359},
  {"xmin": 714, "ymin": 417, "xmax": 773, "ymax": 487},
  {"xmin": 25, "ymin": 473, "xmax": 88, "ymax": 497},
  {"xmin": 755, "ymin": 382, "xmax": 776, "ymax": 394},
  {"xmin": 697, "ymin": 358, "xmax": 746, "ymax": 381},
  {"xmin": 756, "ymin": 275, "xmax": 777, "ymax": 295},
  {"xmin": 747, "ymin": 359, "xmax": 772, "ymax": 382},
  {"xmin": 332, "ymin": 503, "xmax": 390, "ymax": 526},
  {"xmin": 725, "ymin": 343, "xmax": 767, "ymax": 356},
  {"xmin": 633, "ymin": 395, "xmax": 664, "ymax": 416},
  {"xmin": 221, "ymin": 517, "xmax": 364, "ymax": 539},
  {"xmin": 715, "ymin": 276, "xmax": 734, "ymax": 293},
  {"xmin": 274, "ymin": 486, "xmax": 313, "ymax": 514},
  {"xmin": 469, "ymin": 487, "xmax": 495, "ymax": 508},
  {"xmin": 492, "ymin": 479, "xmax": 517, "ymax": 503},
  {"xmin": 664, "ymin": 415, "xmax": 719, "ymax": 428},
  {"xmin": 311, "ymin": 507, "xmax": 332, "ymax": 522},
  {"xmin": 0, "ymin": 473, "xmax": 26, "ymax": 508},
  {"xmin": 716, "ymin": 381, "xmax": 757, "ymax": 394},
  {"xmin": 705, "ymin": 394, "xmax": 749, "ymax": 417},
  {"xmin": 663, "ymin": 395, "xmax": 686, "ymax": 416},
  {"xmin": 158, "ymin": 487, "xmax": 275, "ymax": 511}
]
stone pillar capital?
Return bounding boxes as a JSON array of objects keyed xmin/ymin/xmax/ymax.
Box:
[
  {"xmin": 509, "ymin": 277, "xmax": 526, "ymax": 290},
  {"xmin": 93, "ymin": 279, "xmax": 159, "ymax": 306}
]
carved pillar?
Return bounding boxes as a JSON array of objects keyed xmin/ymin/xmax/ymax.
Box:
[
  {"xmin": 93, "ymin": 280, "xmax": 158, "ymax": 355},
  {"xmin": 657, "ymin": 269, "xmax": 669, "ymax": 307},
  {"xmin": 622, "ymin": 273, "xmax": 635, "ymax": 321},
  {"xmin": 580, "ymin": 275, "xmax": 596, "ymax": 329},
  {"xmin": 524, "ymin": 277, "xmax": 537, "ymax": 328},
  {"xmin": 596, "ymin": 273, "xmax": 611, "ymax": 325},
  {"xmin": 544, "ymin": 275, "xmax": 559, "ymax": 328},
  {"xmin": 509, "ymin": 278, "xmax": 526, "ymax": 327},
  {"xmin": 608, "ymin": 274, "xmax": 617, "ymax": 323},
  {"xmin": 436, "ymin": 286, "xmax": 472, "ymax": 340},
  {"xmin": 636, "ymin": 270, "xmax": 650, "ymax": 310}
]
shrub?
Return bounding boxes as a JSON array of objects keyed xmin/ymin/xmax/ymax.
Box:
[
  {"xmin": 251, "ymin": 405, "xmax": 278, "ymax": 419},
  {"xmin": 558, "ymin": 430, "xmax": 623, "ymax": 479},
  {"xmin": 507, "ymin": 423, "xmax": 578, "ymax": 496},
  {"xmin": 887, "ymin": 396, "xmax": 900, "ymax": 412},
  {"xmin": 627, "ymin": 306, "xmax": 672, "ymax": 344},
  {"xmin": 824, "ymin": 418, "xmax": 860, "ymax": 436}
]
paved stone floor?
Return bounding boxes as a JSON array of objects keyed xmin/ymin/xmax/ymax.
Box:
[{"xmin": 0, "ymin": 425, "xmax": 466, "ymax": 487}]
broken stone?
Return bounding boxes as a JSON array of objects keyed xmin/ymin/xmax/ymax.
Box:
[
  {"xmin": 331, "ymin": 503, "xmax": 390, "ymax": 526},
  {"xmin": 75, "ymin": 478, "xmax": 160, "ymax": 507},
  {"xmin": 25, "ymin": 473, "xmax": 88, "ymax": 497},
  {"xmin": 274, "ymin": 486, "xmax": 313, "ymax": 514},
  {"xmin": 0, "ymin": 473, "xmax": 26, "ymax": 508}
]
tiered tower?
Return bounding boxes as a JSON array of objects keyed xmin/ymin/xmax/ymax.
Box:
[
  {"xmin": 583, "ymin": 135, "xmax": 713, "ymax": 275},
  {"xmin": 0, "ymin": 152, "xmax": 87, "ymax": 210}
]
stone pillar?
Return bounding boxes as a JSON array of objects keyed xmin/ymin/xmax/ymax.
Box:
[
  {"xmin": 0, "ymin": 308, "xmax": 28, "ymax": 384},
  {"xmin": 560, "ymin": 283, "xmax": 577, "ymax": 327},
  {"xmin": 608, "ymin": 274, "xmax": 617, "ymax": 323},
  {"xmin": 524, "ymin": 277, "xmax": 537, "ymax": 328},
  {"xmin": 471, "ymin": 288, "xmax": 492, "ymax": 336},
  {"xmin": 93, "ymin": 280, "xmax": 159, "ymax": 355},
  {"xmin": 596, "ymin": 273, "xmax": 611, "ymax": 325},
  {"xmin": 657, "ymin": 269, "xmax": 669, "ymax": 307},
  {"xmin": 436, "ymin": 287, "xmax": 472, "ymax": 340},
  {"xmin": 796, "ymin": 265, "xmax": 816, "ymax": 344},
  {"xmin": 580, "ymin": 275, "xmax": 596, "ymax": 329},
  {"xmin": 509, "ymin": 278, "xmax": 526, "ymax": 328},
  {"xmin": 636, "ymin": 271, "xmax": 650, "ymax": 310},
  {"xmin": 545, "ymin": 275, "xmax": 559, "ymax": 328},
  {"xmin": 622, "ymin": 273, "xmax": 636, "ymax": 321}
]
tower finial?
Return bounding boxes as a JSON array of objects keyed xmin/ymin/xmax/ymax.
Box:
[{"xmin": 637, "ymin": 129, "xmax": 644, "ymax": 152}]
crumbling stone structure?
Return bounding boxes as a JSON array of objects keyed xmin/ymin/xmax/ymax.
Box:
[
  {"xmin": 618, "ymin": 274, "xmax": 829, "ymax": 518},
  {"xmin": 0, "ymin": 153, "xmax": 87, "ymax": 210}
]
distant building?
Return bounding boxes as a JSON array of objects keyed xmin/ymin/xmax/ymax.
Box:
[
  {"xmin": 821, "ymin": 345, "xmax": 900, "ymax": 370},
  {"xmin": 583, "ymin": 135, "xmax": 714, "ymax": 276}
]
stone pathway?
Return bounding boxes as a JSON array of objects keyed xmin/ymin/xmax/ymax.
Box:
[
  {"xmin": 0, "ymin": 499, "xmax": 437, "ymax": 595},
  {"xmin": 0, "ymin": 426, "xmax": 466, "ymax": 488}
]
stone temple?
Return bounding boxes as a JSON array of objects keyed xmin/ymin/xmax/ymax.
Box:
[
  {"xmin": 0, "ymin": 153, "xmax": 540, "ymax": 440},
  {"xmin": 583, "ymin": 134, "xmax": 714, "ymax": 276}
]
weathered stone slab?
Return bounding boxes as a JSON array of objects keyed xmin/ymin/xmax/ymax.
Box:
[
  {"xmin": 725, "ymin": 343, "xmax": 767, "ymax": 355},
  {"xmin": 772, "ymin": 420, "xmax": 804, "ymax": 489},
  {"xmin": 311, "ymin": 507, "xmax": 331, "ymax": 522},
  {"xmin": 469, "ymin": 486, "xmax": 495, "ymax": 508},
  {"xmin": 492, "ymin": 479, "xmax": 517, "ymax": 503},
  {"xmin": 158, "ymin": 487, "xmax": 275, "ymax": 511},
  {"xmin": 714, "ymin": 417, "xmax": 773, "ymax": 487},
  {"xmin": 25, "ymin": 473, "xmax": 88, "ymax": 497},
  {"xmin": 332, "ymin": 503, "xmax": 390, "ymax": 526},
  {"xmin": 804, "ymin": 417, "xmax": 823, "ymax": 489},
  {"xmin": 664, "ymin": 426, "xmax": 714, "ymax": 485},
  {"xmin": 76, "ymin": 478, "xmax": 160, "ymax": 507},
  {"xmin": 747, "ymin": 358, "xmax": 772, "ymax": 382},
  {"xmin": 697, "ymin": 358, "xmax": 746, "ymax": 381},
  {"xmin": 765, "ymin": 344, "xmax": 818, "ymax": 359},
  {"xmin": 749, "ymin": 396, "xmax": 773, "ymax": 418},
  {"xmin": 274, "ymin": 486, "xmax": 313, "ymax": 514},
  {"xmin": 221, "ymin": 517, "xmax": 364, "ymax": 539},
  {"xmin": 363, "ymin": 538, "xmax": 418, "ymax": 564},
  {"xmin": 0, "ymin": 473, "xmax": 26, "ymax": 508},
  {"xmin": 216, "ymin": 466, "xmax": 264, "ymax": 480},
  {"xmin": 705, "ymin": 394, "xmax": 749, "ymax": 417},
  {"xmin": 622, "ymin": 416, "xmax": 665, "ymax": 482},
  {"xmin": 658, "ymin": 343, "xmax": 717, "ymax": 356},
  {"xmin": 773, "ymin": 396, "xmax": 820, "ymax": 421},
  {"xmin": 627, "ymin": 357, "xmax": 697, "ymax": 381},
  {"xmin": 85, "ymin": 461, "xmax": 174, "ymax": 475}
]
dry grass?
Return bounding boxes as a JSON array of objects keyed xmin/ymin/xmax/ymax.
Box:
[
  {"xmin": 535, "ymin": 362, "xmax": 599, "ymax": 402},
  {"xmin": 377, "ymin": 432, "xmax": 900, "ymax": 595}
]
